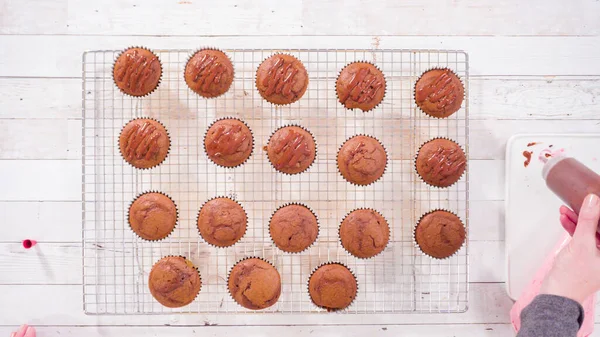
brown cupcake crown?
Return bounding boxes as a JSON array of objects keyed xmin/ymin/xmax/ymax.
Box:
[
  {"xmin": 196, "ymin": 196, "xmax": 248, "ymax": 248},
  {"xmin": 112, "ymin": 46, "xmax": 162, "ymax": 97},
  {"xmin": 339, "ymin": 207, "xmax": 390, "ymax": 259},
  {"xmin": 127, "ymin": 190, "xmax": 178, "ymax": 242},
  {"xmin": 268, "ymin": 202, "xmax": 320, "ymax": 254},
  {"xmin": 203, "ymin": 117, "xmax": 254, "ymax": 169},
  {"xmin": 413, "ymin": 209, "xmax": 466, "ymax": 260},
  {"xmin": 414, "ymin": 67, "xmax": 465, "ymax": 119},
  {"xmin": 118, "ymin": 117, "xmax": 171, "ymax": 170},
  {"xmin": 414, "ymin": 136, "xmax": 466, "ymax": 189},
  {"xmin": 307, "ymin": 262, "xmax": 358, "ymax": 312},
  {"xmin": 266, "ymin": 124, "xmax": 317, "ymax": 175},
  {"xmin": 336, "ymin": 134, "xmax": 388, "ymax": 186},
  {"xmin": 255, "ymin": 53, "xmax": 309, "ymax": 105},
  {"xmin": 227, "ymin": 257, "xmax": 281, "ymax": 310},
  {"xmin": 335, "ymin": 61, "xmax": 387, "ymax": 112},
  {"xmin": 184, "ymin": 47, "xmax": 235, "ymax": 98},
  {"xmin": 148, "ymin": 255, "xmax": 202, "ymax": 308}
]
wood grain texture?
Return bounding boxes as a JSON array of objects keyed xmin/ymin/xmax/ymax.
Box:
[
  {"xmin": 0, "ymin": 160, "xmax": 80, "ymax": 201},
  {"xmin": 0, "ymin": 201, "xmax": 81, "ymax": 241},
  {"xmin": 1, "ymin": 0, "xmax": 598, "ymax": 36}
]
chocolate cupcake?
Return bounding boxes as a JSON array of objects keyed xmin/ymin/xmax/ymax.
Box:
[
  {"xmin": 119, "ymin": 118, "xmax": 170, "ymax": 169},
  {"xmin": 204, "ymin": 118, "xmax": 253, "ymax": 168},
  {"xmin": 414, "ymin": 210, "xmax": 466, "ymax": 259},
  {"xmin": 415, "ymin": 68, "xmax": 464, "ymax": 118},
  {"xmin": 184, "ymin": 48, "xmax": 234, "ymax": 98},
  {"xmin": 113, "ymin": 47, "xmax": 162, "ymax": 97},
  {"xmin": 340, "ymin": 208, "xmax": 389, "ymax": 259},
  {"xmin": 337, "ymin": 135, "xmax": 387, "ymax": 186},
  {"xmin": 256, "ymin": 54, "xmax": 308, "ymax": 105},
  {"xmin": 128, "ymin": 192, "xmax": 177, "ymax": 241},
  {"xmin": 148, "ymin": 256, "xmax": 201, "ymax": 308},
  {"xmin": 267, "ymin": 125, "xmax": 316, "ymax": 175},
  {"xmin": 336, "ymin": 62, "xmax": 386, "ymax": 112},
  {"xmin": 197, "ymin": 197, "xmax": 247, "ymax": 247},
  {"xmin": 416, "ymin": 138, "xmax": 466, "ymax": 188},
  {"xmin": 269, "ymin": 204, "xmax": 319, "ymax": 253},
  {"xmin": 308, "ymin": 263, "xmax": 357, "ymax": 311},
  {"xmin": 228, "ymin": 258, "xmax": 281, "ymax": 310}
]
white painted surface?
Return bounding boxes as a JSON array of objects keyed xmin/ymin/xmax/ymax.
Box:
[
  {"xmin": 505, "ymin": 134, "xmax": 600, "ymax": 300},
  {"xmin": 1, "ymin": 0, "xmax": 600, "ymax": 335}
]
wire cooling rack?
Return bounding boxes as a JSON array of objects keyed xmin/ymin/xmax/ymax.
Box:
[{"xmin": 82, "ymin": 48, "xmax": 469, "ymax": 315}]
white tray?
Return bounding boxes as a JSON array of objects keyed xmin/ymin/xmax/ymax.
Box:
[{"xmin": 505, "ymin": 133, "xmax": 600, "ymax": 300}]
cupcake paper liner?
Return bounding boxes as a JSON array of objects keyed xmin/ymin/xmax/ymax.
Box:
[
  {"xmin": 268, "ymin": 202, "xmax": 320, "ymax": 254},
  {"xmin": 266, "ymin": 124, "xmax": 318, "ymax": 175},
  {"xmin": 195, "ymin": 196, "xmax": 248, "ymax": 248},
  {"xmin": 149, "ymin": 255, "xmax": 202, "ymax": 305},
  {"xmin": 184, "ymin": 47, "xmax": 235, "ymax": 99},
  {"xmin": 118, "ymin": 117, "xmax": 171, "ymax": 170},
  {"xmin": 335, "ymin": 61, "xmax": 387, "ymax": 113},
  {"xmin": 413, "ymin": 209, "xmax": 467, "ymax": 260},
  {"xmin": 307, "ymin": 262, "xmax": 359, "ymax": 312},
  {"xmin": 226, "ymin": 256, "xmax": 281, "ymax": 310},
  {"xmin": 336, "ymin": 134, "xmax": 388, "ymax": 187},
  {"xmin": 203, "ymin": 117, "xmax": 254, "ymax": 169},
  {"xmin": 414, "ymin": 137, "xmax": 466, "ymax": 189},
  {"xmin": 112, "ymin": 46, "xmax": 163, "ymax": 98},
  {"xmin": 255, "ymin": 53, "xmax": 309, "ymax": 106},
  {"xmin": 338, "ymin": 207, "xmax": 390, "ymax": 259},
  {"xmin": 127, "ymin": 190, "xmax": 179, "ymax": 242},
  {"xmin": 413, "ymin": 67, "xmax": 465, "ymax": 119}
]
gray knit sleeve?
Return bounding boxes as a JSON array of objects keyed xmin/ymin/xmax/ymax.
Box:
[{"xmin": 517, "ymin": 294, "xmax": 584, "ymax": 337}]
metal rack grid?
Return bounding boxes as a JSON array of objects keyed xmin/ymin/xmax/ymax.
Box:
[{"xmin": 82, "ymin": 48, "xmax": 469, "ymax": 315}]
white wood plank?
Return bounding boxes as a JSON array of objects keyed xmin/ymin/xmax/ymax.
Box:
[
  {"xmin": 0, "ymin": 325, "xmax": 515, "ymax": 336},
  {"xmin": 469, "ymin": 201, "xmax": 504, "ymax": 242},
  {"xmin": 470, "ymin": 76, "xmax": 600, "ymax": 120},
  {"xmin": 470, "ymin": 120, "xmax": 600, "ymax": 160},
  {"xmin": 470, "ymin": 241, "xmax": 505, "ymax": 283},
  {"xmin": 0, "ymin": 119, "xmax": 80, "ymax": 159},
  {"xmin": 0, "ymin": 78, "xmax": 81, "ymax": 119},
  {"xmin": 1, "ymin": 36, "xmax": 599, "ymax": 78},
  {"xmin": 0, "ymin": 201, "xmax": 81, "ymax": 242},
  {"xmin": 0, "ymin": 243, "xmax": 80, "ymax": 285},
  {"xmin": 0, "ymin": 160, "xmax": 80, "ymax": 201},
  {"xmin": 0, "ymin": 283, "xmax": 513, "ymax": 325},
  {"xmin": 468, "ymin": 160, "xmax": 504, "ymax": 201},
  {"xmin": 2, "ymin": 0, "xmax": 598, "ymax": 36}
]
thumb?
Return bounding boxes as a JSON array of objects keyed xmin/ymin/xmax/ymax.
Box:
[{"xmin": 573, "ymin": 194, "xmax": 600, "ymax": 245}]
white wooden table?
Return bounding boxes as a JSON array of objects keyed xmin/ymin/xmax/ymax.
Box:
[{"xmin": 1, "ymin": 0, "xmax": 600, "ymax": 336}]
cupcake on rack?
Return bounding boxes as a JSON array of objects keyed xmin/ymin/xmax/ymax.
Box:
[
  {"xmin": 414, "ymin": 210, "xmax": 466, "ymax": 259},
  {"xmin": 197, "ymin": 197, "xmax": 247, "ymax": 247},
  {"xmin": 128, "ymin": 192, "xmax": 177, "ymax": 241},
  {"xmin": 148, "ymin": 256, "xmax": 201, "ymax": 308},
  {"xmin": 184, "ymin": 48, "xmax": 234, "ymax": 98},
  {"xmin": 266, "ymin": 125, "xmax": 316, "ymax": 175},
  {"xmin": 339, "ymin": 208, "xmax": 389, "ymax": 258},
  {"xmin": 308, "ymin": 263, "xmax": 357, "ymax": 311},
  {"xmin": 269, "ymin": 203, "xmax": 319, "ymax": 253},
  {"xmin": 256, "ymin": 54, "xmax": 309, "ymax": 105},
  {"xmin": 228, "ymin": 258, "xmax": 281, "ymax": 310},
  {"xmin": 336, "ymin": 61, "xmax": 386, "ymax": 112},
  {"xmin": 204, "ymin": 118, "xmax": 253, "ymax": 168},
  {"xmin": 415, "ymin": 138, "xmax": 466, "ymax": 188},
  {"xmin": 113, "ymin": 47, "xmax": 162, "ymax": 97},
  {"xmin": 337, "ymin": 135, "xmax": 387, "ymax": 186},
  {"xmin": 415, "ymin": 68, "xmax": 464, "ymax": 118},
  {"xmin": 119, "ymin": 118, "xmax": 170, "ymax": 169}
]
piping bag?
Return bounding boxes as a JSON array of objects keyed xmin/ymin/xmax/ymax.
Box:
[{"xmin": 510, "ymin": 235, "xmax": 595, "ymax": 336}]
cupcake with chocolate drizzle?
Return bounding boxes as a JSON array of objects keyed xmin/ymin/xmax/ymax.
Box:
[
  {"xmin": 204, "ymin": 118, "xmax": 253, "ymax": 168},
  {"xmin": 119, "ymin": 118, "xmax": 170, "ymax": 169},
  {"xmin": 113, "ymin": 47, "xmax": 162, "ymax": 97},
  {"xmin": 336, "ymin": 62, "xmax": 386, "ymax": 112},
  {"xmin": 415, "ymin": 138, "xmax": 466, "ymax": 188},
  {"xmin": 266, "ymin": 125, "xmax": 316, "ymax": 175},
  {"xmin": 184, "ymin": 49, "xmax": 234, "ymax": 98},
  {"xmin": 415, "ymin": 68, "xmax": 464, "ymax": 118},
  {"xmin": 256, "ymin": 54, "xmax": 308, "ymax": 105}
]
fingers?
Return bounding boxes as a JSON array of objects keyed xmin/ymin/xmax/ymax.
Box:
[
  {"xmin": 573, "ymin": 194, "xmax": 600, "ymax": 245},
  {"xmin": 560, "ymin": 205, "xmax": 579, "ymax": 223},
  {"xmin": 560, "ymin": 214, "xmax": 576, "ymax": 236},
  {"xmin": 11, "ymin": 332, "xmax": 16, "ymax": 337},
  {"xmin": 23, "ymin": 327, "xmax": 36, "ymax": 337},
  {"xmin": 14, "ymin": 325, "xmax": 28, "ymax": 337}
]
